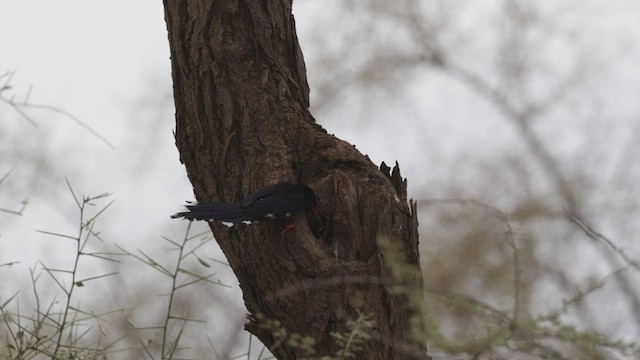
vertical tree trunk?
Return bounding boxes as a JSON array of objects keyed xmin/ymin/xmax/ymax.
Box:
[{"xmin": 163, "ymin": 1, "xmax": 428, "ymax": 358}]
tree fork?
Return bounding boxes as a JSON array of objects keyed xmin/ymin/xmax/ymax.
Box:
[{"xmin": 163, "ymin": 1, "xmax": 428, "ymax": 358}]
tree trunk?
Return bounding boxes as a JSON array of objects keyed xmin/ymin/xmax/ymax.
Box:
[{"xmin": 163, "ymin": 1, "xmax": 428, "ymax": 358}]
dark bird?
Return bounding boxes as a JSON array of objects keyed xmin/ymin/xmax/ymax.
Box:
[{"xmin": 171, "ymin": 183, "xmax": 322, "ymax": 233}]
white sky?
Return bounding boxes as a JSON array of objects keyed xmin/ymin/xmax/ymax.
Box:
[{"xmin": 1, "ymin": 0, "xmax": 180, "ymax": 252}]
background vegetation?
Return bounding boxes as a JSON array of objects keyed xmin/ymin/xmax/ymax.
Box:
[{"xmin": 2, "ymin": 0, "xmax": 640, "ymax": 358}]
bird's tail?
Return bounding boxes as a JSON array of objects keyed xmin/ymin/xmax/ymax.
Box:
[{"xmin": 171, "ymin": 202, "xmax": 251, "ymax": 222}]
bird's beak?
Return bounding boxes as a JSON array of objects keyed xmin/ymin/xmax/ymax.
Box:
[
  {"xmin": 310, "ymin": 205, "xmax": 322, "ymax": 223},
  {"xmin": 307, "ymin": 205, "xmax": 325, "ymax": 237}
]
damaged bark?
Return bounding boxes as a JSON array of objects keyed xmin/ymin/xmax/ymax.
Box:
[{"xmin": 164, "ymin": 0, "xmax": 427, "ymax": 358}]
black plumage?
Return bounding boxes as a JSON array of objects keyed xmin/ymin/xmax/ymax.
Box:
[{"xmin": 171, "ymin": 183, "xmax": 321, "ymax": 226}]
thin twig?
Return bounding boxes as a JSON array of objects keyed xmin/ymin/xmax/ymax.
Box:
[
  {"xmin": 564, "ymin": 209, "xmax": 640, "ymax": 271},
  {"xmin": 0, "ymin": 69, "xmax": 115, "ymax": 149}
]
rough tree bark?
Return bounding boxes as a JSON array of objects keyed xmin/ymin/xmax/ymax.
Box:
[{"xmin": 163, "ymin": 1, "xmax": 428, "ymax": 359}]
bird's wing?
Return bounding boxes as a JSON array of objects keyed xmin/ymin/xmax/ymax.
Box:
[
  {"xmin": 241, "ymin": 184, "xmax": 288, "ymax": 207},
  {"xmin": 241, "ymin": 183, "xmax": 304, "ymax": 219}
]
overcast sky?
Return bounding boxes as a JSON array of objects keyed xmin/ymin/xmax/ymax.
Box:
[{"xmin": 2, "ymin": 0, "xmax": 640, "ymax": 356}]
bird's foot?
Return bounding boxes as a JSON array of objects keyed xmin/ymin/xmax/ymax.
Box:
[{"xmin": 280, "ymin": 223, "xmax": 297, "ymax": 237}]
